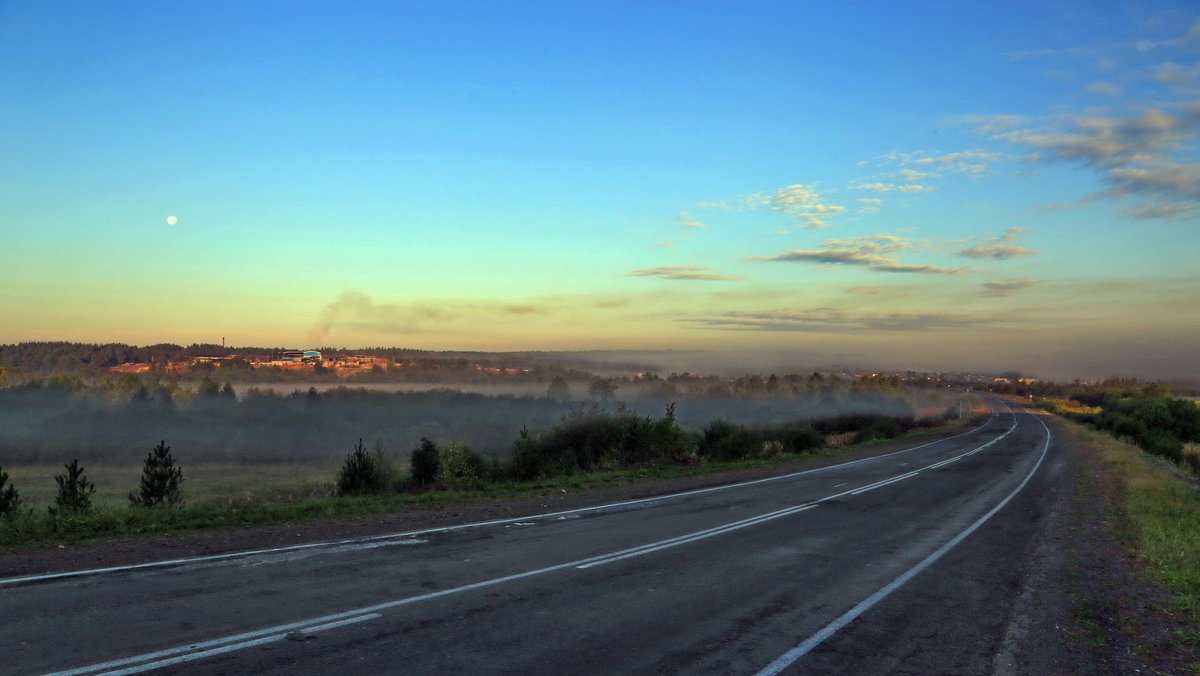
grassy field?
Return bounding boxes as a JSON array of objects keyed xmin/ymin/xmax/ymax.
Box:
[
  {"xmin": 6, "ymin": 461, "xmax": 337, "ymax": 509},
  {"xmin": 0, "ymin": 419, "xmax": 973, "ymax": 548},
  {"xmin": 1058, "ymin": 417, "xmax": 1200, "ymax": 638}
]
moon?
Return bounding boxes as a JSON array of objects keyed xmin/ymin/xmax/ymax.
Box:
[{"xmin": 166, "ymin": 215, "xmax": 178, "ymax": 225}]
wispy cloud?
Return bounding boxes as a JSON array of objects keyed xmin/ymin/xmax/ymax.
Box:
[
  {"xmin": 855, "ymin": 182, "xmax": 935, "ymax": 193},
  {"xmin": 676, "ymin": 210, "xmax": 705, "ymax": 228},
  {"xmin": 689, "ymin": 308, "xmax": 1004, "ymax": 332},
  {"xmin": 981, "ymin": 278, "xmax": 1039, "ymax": 297},
  {"xmin": 734, "ymin": 183, "xmax": 846, "ymax": 228},
  {"xmin": 628, "ymin": 265, "xmax": 742, "ymax": 281},
  {"xmin": 969, "ymin": 20, "xmax": 1200, "ymax": 220},
  {"xmin": 747, "ymin": 234, "xmax": 965, "ymax": 275},
  {"xmin": 957, "ymin": 227, "xmax": 1039, "ymax": 260}
]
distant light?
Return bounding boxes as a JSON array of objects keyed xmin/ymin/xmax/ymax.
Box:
[{"xmin": 166, "ymin": 215, "xmax": 178, "ymax": 225}]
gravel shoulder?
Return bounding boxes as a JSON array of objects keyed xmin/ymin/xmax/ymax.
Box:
[{"xmin": 995, "ymin": 414, "xmax": 1197, "ymax": 674}]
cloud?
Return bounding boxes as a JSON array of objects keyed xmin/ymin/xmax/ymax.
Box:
[
  {"xmin": 857, "ymin": 197, "xmax": 883, "ymax": 214},
  {"xmin": 844, "ymin": 286, "xmax": 911, "ymax": 297},
  {"xmin": 1085, "ymin": 81, "xmax": 1122, "ymax": 97},
  {"xmin": 855, "ymin": 182, "xmax": 935, "ymax": 193},
  {"xmin": 676, "ymin": 210, "xmax": 705, "ymax": 228},
  {"xmin": 981, "ymin": 278, "xmax": 1039, "ymax": 297},
  {"xmin": 688, "ymin": 308, "xmax": 1004, "ymax": 333},
  {"xmin": 949, "ymin": 114, "xmax": 1028, "ymax": 134},
  {"xmin": 746, "ymin": 234, "xmax": 964, "ymax": 275},
  {"xmin": 1122, "ymin": 202, "xmax": 1200, "ymax": 219},
  {"xmin": 627, "ymin": 265, "xmax": 742, "ymax": 281},
  {"xmin": 958, "ymin": 244, "xmax": 1039, "ymax": 260},
  {"xmin": 768, "ymin": 184, "xmax": 845, "ymax": 227},
  {"xmin": 907, "ymin": 150, "xmax": 1000, "ymax": 174},
  {"xmin": 957, "ymin": 227, "xmax": 1039, "ymax": 260},
  {"xmin": 1155, "ymin": 62, "xmax": 1200, "ymax": 93},
  {"xmin": 994, "ymin": 105, "xmax": 1200, "ymax": 213}
]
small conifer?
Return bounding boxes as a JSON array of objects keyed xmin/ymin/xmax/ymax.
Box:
[{"xmin": 129, "ymin": 440, "xmax": 184, "ymax": 507}]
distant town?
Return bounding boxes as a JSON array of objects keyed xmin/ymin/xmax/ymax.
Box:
[{"xmin": 103, "ymin": 347, "xmax": 1036, "ymax": 387}]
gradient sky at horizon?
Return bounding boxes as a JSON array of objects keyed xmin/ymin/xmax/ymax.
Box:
[{"xmin": 2, "ymin": 1, "xmax": 1198, "ymax": 381}]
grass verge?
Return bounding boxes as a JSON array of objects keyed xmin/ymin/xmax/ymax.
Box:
[
  {"xmin": 1057, "ymin": 416, "xmax": 1200, "ymax": 654},
  {"xmin": 0, "ymin": 418, "xmax": 974, "ymax": 550}
]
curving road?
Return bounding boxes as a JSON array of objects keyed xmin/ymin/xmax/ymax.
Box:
[{"xmin": 5, "ymin": 404, "xmax": 1059, "ymax": 675}]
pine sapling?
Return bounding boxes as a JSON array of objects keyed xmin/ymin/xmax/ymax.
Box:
[
  {"xmin": 129, "ymin": 440, "xmax": 184, "ymax": 507},
  {"xmin": 51, "ymin": 459, "xmax": 96, "ymax": 515},
  {"xmin": 0, "ymin": 465, "xmax": 20, "ymax": 515}
]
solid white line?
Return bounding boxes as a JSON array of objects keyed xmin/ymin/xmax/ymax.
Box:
[
  {"xmin": 46, "ymin": 614, "xmax": 383, "ymax": 676},
  {"xmin": 2, "ymin": 414, "xmax": 1006, "ymax": 588},
  {"xmin": 753, "ymin": 412, "xmax": 1052, "ymax": 676},
  {"xmin": 576, "ymin": 505, "xmax": 818, "ymax": 569},
  {"xmin": 848, "ymin": 471, "xmax": 920, "ymax": 495},
  {"xmin": 46, "ymin": 413, "xmax": 1020, "ymax": 676},
  {"xmin": 92, "ymin": 614, "xmax": 382, "ymax": 676}
]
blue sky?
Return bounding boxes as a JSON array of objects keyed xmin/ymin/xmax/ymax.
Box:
[{"xmin": 1, "ymin": 1, "xmax": 1198, "ymax": 380}]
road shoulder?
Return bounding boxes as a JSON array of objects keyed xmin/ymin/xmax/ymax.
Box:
[{"xmin": 995, "ymin": 414, "xmax": 1198, "ymax": 674}]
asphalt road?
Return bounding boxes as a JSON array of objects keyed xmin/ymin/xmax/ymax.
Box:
[{"xmin": 5, "ymin": 404, "xmax": 1059, "ymax": 675}]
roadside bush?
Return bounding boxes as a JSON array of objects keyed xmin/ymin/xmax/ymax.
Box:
[
  {"xmin": 438, "ymin": 442, "xmax": 486, "ymax": 490},
  {"xmin": 1142, "ymin": 429, "xmax": 1183, "ymax": 463},
  {"xmin": 510, "ymin": 426, "xmax": 543, "ymax": 480},
  {"xmin": 775, "ymin": 423, "xmax": 824, "ymax": 454},
  {"xmin": 0, "ymin": 464, "xmax": 20, "ymax": 515},
  {"xmin": 410, "ymin": 437, "xmax": 440, "ymax": 487},
  {"xmin": 337, "ymin": 438, "xmax": 389, "ymax": 496},
  {"xmin": 859, "ymin": 416, "xmax": 904, "ymax": 442},
  {"xmin": 698, "ymin": 419, "xmax": 761, "ymax": 461},
  {"xmin": 129, "ymin": 440, "xmax": 184, "ymax": 507},
  {"xmin": 50, "ymin": 458, "xmax": 95, "ymax": 515}
]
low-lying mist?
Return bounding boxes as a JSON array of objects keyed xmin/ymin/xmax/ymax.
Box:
[{"xmin": 0, "ymin": 376, "xmax": 961, "ymax": 466}]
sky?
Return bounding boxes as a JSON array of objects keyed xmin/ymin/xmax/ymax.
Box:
[{"xmin": 1, "ymin": 1, "xmax": 1198, "ymax": 381}]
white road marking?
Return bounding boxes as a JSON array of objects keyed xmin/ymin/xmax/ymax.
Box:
[
  {"xmin": 1, "ymin": 415, "xmax": 1004, "ymax": 588},
  {"xmin": 753, "ymin": 411, "xmax": 1052, "ymax": 676},
  {"xmin": 45, "ymin": 413, "xmax": 1021, "ymax": 676},
  {"xmin": 46, "ymin": 614, "xmax": 382, "ymax": 676}
]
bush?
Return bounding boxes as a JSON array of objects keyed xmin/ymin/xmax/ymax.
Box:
[
  {"xmin": 511, "ymin": 426, "xmax": 543, "ymax": 480},
  {"xmin": 410, "ymin": 437, "xmax": 440, "ymax": 487},
  {"xmin": 438, "ymin": 442, "xmax": 486, "ymax": 490},
  {"xmin": 698, "ymin": 419, "xmax": 761, "ymax": 461},
  {"xmin": 777, "ymin": 424, "xmax": 824, "ymax": 453},
  {"xmin": 337, "ymin": 438, "xmax": 389, "ymax": 496},
  {"xmin": 0, "ymin": 465, "xmax": 20, "ymax": 515},
  {"xmin": 129, "ymin": 440, "xmax": 184, "ymax": 507},
  {"xmin": 50, "ymin": 459, "xmax": 95, "ymax": 515}
]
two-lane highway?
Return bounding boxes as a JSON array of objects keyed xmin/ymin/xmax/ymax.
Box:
[{"xmin": 5, "ymin": 404, "xmax": 1058, "ymax": 674}]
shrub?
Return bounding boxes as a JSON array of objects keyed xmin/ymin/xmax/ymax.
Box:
[
  {"xmin": 337, "ymin": 438, "xmax": 389, "ymax": 496},
  {"xmin": 410, "ymin": 437, "xmax": 440, "ymax": 487},
  {"xmin": 778, "ymin": 424, "xmax": 824, "ymax": 453},
  {"xmin": 129, "ymin": 440, "xmax": 184, "ymax": 507},
  {"xmin": 511, "ymin": 426, "xmax": 543, "ymax": 480},
  {"xmin": 1142, "ymin": 429, "xmax": 1183, "ymax": 463},
  {"xmin": 698, "ymin": 419, "xmax": 761, "ymax": 461},
  {"xmin": 50, "ymin": 459, "xmax": 95, "ymax": 515},
  {"xmin": 438, "ymin": 442, "xmax": 486, "ymax": 490},
  {"xmin": 0, "ymin": 465, "xmax": 20, "ymax": 515}
]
